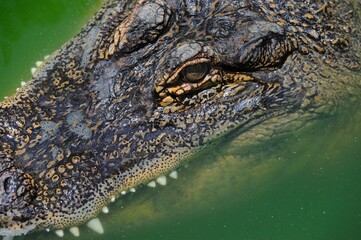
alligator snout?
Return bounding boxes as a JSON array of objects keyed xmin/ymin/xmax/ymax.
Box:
[{"xmin": 0, "ymin": 154, "xmax": 38, "ymax": 231}]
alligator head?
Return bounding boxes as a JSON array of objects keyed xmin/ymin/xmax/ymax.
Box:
[{"xmin": 0, "ymin": 0, "xmax": 360, "ymax": 236}]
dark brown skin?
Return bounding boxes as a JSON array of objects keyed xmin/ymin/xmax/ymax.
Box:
[{"xmin": 0, "ymin": 0, "xmax": 360, "ymax": 236}]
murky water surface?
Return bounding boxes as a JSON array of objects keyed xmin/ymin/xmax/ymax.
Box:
[{"xmin": 0, "ymin": 1, "xmax": 360, "ymax": 240}]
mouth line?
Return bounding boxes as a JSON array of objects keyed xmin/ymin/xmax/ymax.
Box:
[
  {"xmin": 0, "ymin": 223, "xmax": 37, "ymax": 237},
  {"xmin": 219, "ymin": 79, "xmax": 266, "ymax": 104}
]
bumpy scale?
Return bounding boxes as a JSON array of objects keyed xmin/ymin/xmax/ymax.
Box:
[{"xmin": 0, "ymin": 0, "xmax": 360, "ymax": 237}]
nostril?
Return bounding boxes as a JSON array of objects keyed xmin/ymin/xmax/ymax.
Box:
[{"xmin": 4, "ymin": 176, "xmax": 13, "ymax": 193}]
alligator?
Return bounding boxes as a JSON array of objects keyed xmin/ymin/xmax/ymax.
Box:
[{"xmin": 0, "ymin": 0, "xmax": 360, "ymax": 237}]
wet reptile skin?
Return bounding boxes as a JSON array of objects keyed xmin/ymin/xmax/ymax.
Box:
[{"xmin": 0, "ymin": 0, "xmax": 360, "ymax": 236}]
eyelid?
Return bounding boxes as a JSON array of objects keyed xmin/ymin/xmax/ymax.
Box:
[
  {"xmin": 237, "ymin": 35, "xmax": 294, "ymax": 70},
  {"xmin": 162, "ymin": 58, "xmax": 211, "ymax": 85}
]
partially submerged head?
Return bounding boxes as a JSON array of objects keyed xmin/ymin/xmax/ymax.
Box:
[{"xmin": 0, "ymin": 0, "xmax": 359, "ymax": 236}]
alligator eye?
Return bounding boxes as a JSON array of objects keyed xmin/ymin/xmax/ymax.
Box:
[{"xmin": 181, "ymin": 62, "xmax": 211, "ymax": 82}]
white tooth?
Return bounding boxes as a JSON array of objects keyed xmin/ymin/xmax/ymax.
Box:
[
  {"xmin": 147, "ymin": 181, "xmax": 156, "ymax": 188},
  {"xmin": 4, "ymin": 96, "xmax": 8, "ymax": 99},
  {"xmin": 46, "ymin": 228, "xmax": 50, "ymax": 232},
  {"xmin": 121, "ymin": 191, "xmax": 127, "ymax": 195},
  {"xmin": 110, "ymin": 196, "xmax": 115, "ymax": 202},
  {"xmin": 36, "ymin": 61, "xmax": 43, "ymax": 67},
  {"xmin": 55, "ymin": 229, "xmax": 64, "ymax": 237},
  {"xmin": 69, "ymin": 227, "xmax": 80, "ymax": 237},
  {"xmin": 44, "ymin": 55, "xmax": 50, "ymax": 60},
  {"xmin": 169, "ymin": 171, "xmax": 178, "ymax": 179},
  {"xmin": 102, "ymin": 206, "xmax": 109, "ymax": 214},
  {"xmin": 31, "ymin": 67, "xmax": 37, "ymax": 76},
  {"xmin": 87, "ymin": 218, "xmax": 104, "ymax": 234},
  {"xmin": 130, "ymin": 188, "xmax": 136, "ymax": 193},
  {"xmin": 16, "ymin": 88, "xmax": 20, "ymax": 92},
  {"xmin": 20, "ymin": 81, "xmax": 26, "ymax": 87},
  {"xmin": 156, "ymin": 176, "xmax": 167, "ymax": 186}
]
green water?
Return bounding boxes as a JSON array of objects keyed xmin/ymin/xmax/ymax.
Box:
[{"xmin": 0, "ymin": 1, "xmax": 360, "ymax": 240}]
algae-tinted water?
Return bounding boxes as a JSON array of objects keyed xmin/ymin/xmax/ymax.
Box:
[{"xmin": 0, "ymin": 1, "xmax": 360, "ymax": 240}]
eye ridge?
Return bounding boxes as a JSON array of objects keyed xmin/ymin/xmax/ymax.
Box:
[{"xmin": 180, "ymin": 62, "xmax": 211, "ymax": 82}]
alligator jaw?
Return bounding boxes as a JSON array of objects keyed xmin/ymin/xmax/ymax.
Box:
[{"xmin": 0, "ymin": 0, "xmax": 360, "ymax": 237}]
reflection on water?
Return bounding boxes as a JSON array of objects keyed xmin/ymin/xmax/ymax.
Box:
[{"xmin": 1, "ymin": 1, "xmax": 360, "ymax": 240}]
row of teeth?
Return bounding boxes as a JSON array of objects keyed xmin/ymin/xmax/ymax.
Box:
[
  {"xmin": 30, "ymin": 60, "xmax": 46, "ymax": 77},
  {"xmin": 51, "ymin": 170, "xmax": 178, "ymax": 238},
  {"xmin": 3, "ymin": 56, "xmax": 49, "ymax": 100},
  {"xmin": 0, "ymin": 160, "xmax": 180, "ymax": 240}
]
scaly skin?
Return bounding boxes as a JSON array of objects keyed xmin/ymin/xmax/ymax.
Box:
[{"xmin": 0, "ymin": 0, "xmax": 360, "ymax": 236}]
